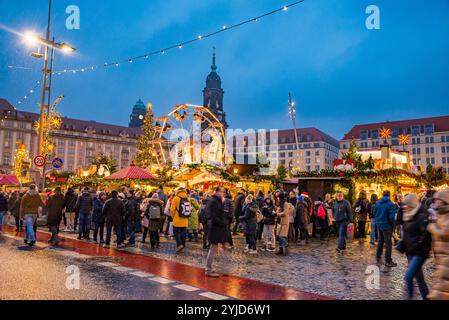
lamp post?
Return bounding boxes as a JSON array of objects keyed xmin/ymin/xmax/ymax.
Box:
[
  {"xmin": 288, "ymin": 93, "xmax": 301, "ymax": 170},
  {"xmin": 23, "ymin": 0, "xmax": 75, "ymax": 190}
]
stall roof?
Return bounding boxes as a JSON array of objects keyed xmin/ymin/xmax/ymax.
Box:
[{"xmin": 0, "ymin": 175, "xmax": 20, "ymax": 185}]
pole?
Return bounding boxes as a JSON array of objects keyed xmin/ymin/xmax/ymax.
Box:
[
  {"xmin": 289, "ymin": 93, "xmax": 301, "ymax": 169},
  {"xmin": 37, "ymin": 0, "xmax": 52, "ymax": 191}
]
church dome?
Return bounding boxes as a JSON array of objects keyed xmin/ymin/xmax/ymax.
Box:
[{"xmin": 133, "ymin": 99, "xmax": 146, "ymax": 111}]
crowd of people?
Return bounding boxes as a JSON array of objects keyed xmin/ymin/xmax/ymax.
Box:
[{"xmin": 0, "ymin": 184, "xmax": 448, "ymax": 299}]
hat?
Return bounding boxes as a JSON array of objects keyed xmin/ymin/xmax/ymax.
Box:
[
  {"xmin": 403, "ymin": 193, "xmax": 419, "ymax": 209},
  {"xmin": 434, "ymin": 190, "xmax": 449, "ymax": 205},
  {"xmin": 152, "ymin": 193, "xmax": 159, "ymax": 199}
]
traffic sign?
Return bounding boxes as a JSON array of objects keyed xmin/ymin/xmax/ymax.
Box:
[
  {"xmin": 52, "ymin": 157, "xmax": 63, "ymax": 169},
  {"xmin": 33, "ymin": 155, "xmax": 46, "ymax": 167}
]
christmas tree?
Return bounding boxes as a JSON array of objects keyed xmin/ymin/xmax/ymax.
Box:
[{"xmin": 135, "ymin": 103, "xmax": 159, "ymax": 168}]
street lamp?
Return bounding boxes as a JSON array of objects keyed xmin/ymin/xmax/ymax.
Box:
[{"xmin": 288, "ymin": 93, "xmax": 301, "ymax": 169}]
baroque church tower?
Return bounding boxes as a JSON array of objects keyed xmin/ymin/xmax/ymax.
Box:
[{"xmin": 129, "ymin": 98, "xmax": 146, "ymax": 128}]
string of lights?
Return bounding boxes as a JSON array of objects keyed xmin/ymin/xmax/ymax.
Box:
[
  {"xmin": 16, "ymin": 80, "xmax": 41, "ymax": 107},
  {"xmin": 53, "ymin": 1, "xmax": 305, "ymax": 75}
]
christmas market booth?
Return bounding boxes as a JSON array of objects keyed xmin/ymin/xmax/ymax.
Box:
[
  {"xmin": 169, "ymin": 163, "xmax": 272, "ymax": 194},
  {"xmin": 0, "ymin": 174, "xmax": 20, "ymax": 191},
  {"xmin": 104, "ymin": 162, "xmax": 159, "ymax": 192}
]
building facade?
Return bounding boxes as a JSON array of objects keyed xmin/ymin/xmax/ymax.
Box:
[
  {"xmin": 232, "ymin": 128, "xmax": 340, "ymax": 172},
  {"xmin": 128, "ymin": 99, "xmax": 146, "ymax": 128},
  {"xmin": 340, "ymin": 116, "xmax": 449, "ymax": 173},
  {"xmin": 0, "ymin": 99, "xmax": 139, "ymax": 176}
]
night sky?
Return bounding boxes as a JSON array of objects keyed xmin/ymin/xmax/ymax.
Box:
[{"xmin": 1, "ymin": 0, "xmax": 449, "ymax": 139}]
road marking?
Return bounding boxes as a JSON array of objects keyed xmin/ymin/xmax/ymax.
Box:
[
  {"xmin": 173, "ymin": 284, "xmax": 200, "ymax": 292},
  {"xmin": 199, "ymin": 292, "xmax": 229, "ymax": 300},
  {"xmin": 130, "ymin": 271, "xmax": 154, "ymax": 278},
  {"xmin": 112, "ymin": 266, "xmax": 135, "ymax": 272},
  {"xmin": 148, "ymin": 277, "xmax": 175, "ymax": 284},
  {"xmin": 97, "ymin": 262, "xmax": 120, "ymax": 267}
]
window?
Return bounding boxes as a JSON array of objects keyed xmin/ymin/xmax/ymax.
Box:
[
  {"xmin": 412, "ymin": 148, "xmax": 416, "ymax": 155},
  {"xmin": 443, "ymin": 147, "xmax": 447, "ymax": 153},
  {"xmin": 426, "ymin": 147, "xmax": 430, "ymax": 154},
  {"xmin": 2, "ymin": 153, "xmax": 11, "ymax": 166},
  {"xmin": 424, "ymin": 124, "xmax": 434, "ymax": 135},
  {"xmin": 315, "ymin": 165, "xmax": 320, "ymax": 171},
  {"xmin": 417, "ymin": 148, "xmax": 421, "ymax": 155},
  {"xmin": 279, "ymin": 145, "xmax": 286, "ymax": 151},
  {"xmin": 411, "ymin": 125, "xmax": 421, "ymax": 136},
  {"xmin": 315, "ymin": 151, "xmax": 320, "ymax": 156},
  {"xmin": 306, "ymin": 158, "xmax": 311, "ymax": 164},
  {"xmin": 280, "ymin": 153, "xmax": 286, "ymax": 158},
  {"xmin": 287, "ymin": 145, "xmax": 293, "ymax": 150},
  {"xmin": 371, "ymin": 129, "xmax": 379, "ymax": 139},
  {"xmin": 417, "ymin": 138, "xmax": 421, "ymax": 144},
  {"xmin": 288, "ymin": 152, "xmax": 293, "ymax": 158},
  {"xmin": 360, "ymin": 131, "xmax": 368, "ymax": 140},
  {"xmin": 443, "ymin": 158, "xmax": 447, "ymax": 164},
  {"xmin": 392, "ymin": 128, "xmax": 400, "ymax": 138},
  {"xmin": 392, "ymin": 139, "xmax": 399, "ymax": 146},
  {"xmin": 431, "ymin": 147, "xmax": 435, "ymax": 154},
  {"xmin": 306, "ymin": 151, "xmax": 311, "ymax": 157},
  {"xmin": 431, "ymin": 158, "xmax": 435, "ymax": 165},
  {"xmin": 306, "ymin": 166, "xmax": 311, "ymax": 171},
  {"xmin": 313, "ymin": 143, "xmax": 320, "ymax": 148}
]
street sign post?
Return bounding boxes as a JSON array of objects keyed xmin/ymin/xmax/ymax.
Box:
[
  {"xmin": 52, "ymin": 157, "xmax": 63, "ymax": 169},
  {"xmin": 33, "ymin": 155, "xmax": 46, "ymax": 167}
]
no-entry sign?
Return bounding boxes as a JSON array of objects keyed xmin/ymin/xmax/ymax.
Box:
[
  {"xmin": 52, "ymin": 157, "xmax": 63, "ymax": 169},
  {"xmin": 33, "ymin": 155, "xmax": 46, "ymax": 167}
]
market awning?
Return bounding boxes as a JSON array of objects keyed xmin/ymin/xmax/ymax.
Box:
[
  {"xmin": 0, "ymin": 174, "xmax": 20, "ymax": 185},
  {"xmin": 105, "ymin": 164, "xmax": 158, "ymax": 180}
]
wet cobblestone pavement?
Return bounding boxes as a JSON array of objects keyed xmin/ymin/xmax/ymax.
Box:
[{"xmin": 39, "ymin": 227, "xmax": 435, "ymax": 300}]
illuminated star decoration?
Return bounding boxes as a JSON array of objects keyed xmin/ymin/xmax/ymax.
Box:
[
  {"xmin": 399, "ymin": 134, "xmax": 410, "ymax": 149},
  {"xmin": 379, "ymin": 127, "xmax": 392, "ymax": 139}
]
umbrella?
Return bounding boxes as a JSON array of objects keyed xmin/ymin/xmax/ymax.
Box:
[
  {"xmin": 0, "ymin": 175, "xmax": 20, "ymax": 185},
  {"xmin": 105, "ymin": 163, "xmax": 158, "ymax": 180}
]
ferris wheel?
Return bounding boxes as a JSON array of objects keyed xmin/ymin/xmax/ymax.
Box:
[{"xmin": 151, "ymin": 104, "xmax": 228, "ymax": 166}]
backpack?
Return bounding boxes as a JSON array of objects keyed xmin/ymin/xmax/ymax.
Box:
[
  {"xmin": 178, "ymin": 198, "xmax": 192, "ymax": 218},
  {"xmin": 317, "ymin": 204, "xmax": 326, "ymax": 220},
  {"xmin": 148, "ymin": 203, "xmax": 161, "ymax": 219}
]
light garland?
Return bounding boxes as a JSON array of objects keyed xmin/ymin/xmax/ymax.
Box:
[
  {"xmin": 52, "ymin": 1, "xmax": 305, "ymax": 75},
  {"xmin": 16, "ymin": 80, "xmax": 41, "ymax": 107}
]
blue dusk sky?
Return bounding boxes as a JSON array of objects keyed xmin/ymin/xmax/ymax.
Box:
[{"xmin": 1, "ymin": 0, "xmax": 449, "ymax": 140}]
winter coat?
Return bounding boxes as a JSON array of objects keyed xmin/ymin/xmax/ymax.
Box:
[
  {"xmin": 64, "ymin": 190, "xmax": 78, "ymax": 212},
  {"xmin": 0, "ymin": 194, "xmax": 8, "ymax": 212},
  {"xmin": 402, "ymin": 205, "xmax": 431, "ymax": 258},
  {"xmin": 315, "ymin": 201, "xmax": 329, "ymax": 228},
  {"xmin": 198, "ymin": 199, "xmax": 209, "ymax": 225},
  {"xmin": 103, "ymin": 197, "xmax": 125, "ymax": 226},
  {"xmin": 324, "ymin": 200, "xmax": 334, "ymax": 225},
  {"xmin": 295, "ymin": 201, "xmax": 307, "ymax": 228},
  {"xmin": 170, "ymin": 189, "xmax": 189, "ymax": 228},
  {"xmin": 147, "ymin": 198, "xmax": 163, "ymax": 232},
  {"xmin": 206, "ymin": 194, "xmax": 228, "ymax": 244},
  {"xmin": 20, "ymin": 190, "xmax": 45, "ymax": 218},
  {"xmin": 239, "ymin": 201, "xmax": 258, "ymax": 234},
  {"xmin": 233, "ymin": 194, "xmax": 246, "ymax": 219},
  {"xmin": 374, "ymin": 196, "xmax": 396, "ymax": 231},
  {"xmin": 396, "ymin": 203, "xmax": 404, "ymax": 226},
  {"xmin": 92, "ymin": 198, "xmax": 106, "ymax": 224},
  {"xmin": 367, "ymin": 201, "xmax": 376, "ymax": 219},
  {"xmin": 157, "ymin": 190, "xmax": 167, "ymax": 206},
  {"xmin": 125, "ymin": 196, "xmax": 140, "ymax": 221},
  {"xmin": 46, "ymin": 193, "xmax": 65, "ymax": 226},
  {"xmin": 76, "ymin": 191, "xmax": 94, "ymax": 214},
  {"xmin": 277, "ymin": 202, "xmax": 292, "ymax": 238},
  {"xmin": 9, "ymin": 195, "xmax": 21, "ymax": 218},
  {"xmin": 188, "ymin": 197, "xmax": 200, "ymax": 230},
  {"xmin": 333, "ymin": 200, "xmax": 353, "ymax": 223},
  {"xmin": 354, "ymin": 198, "xmax": 368, "ymax": 222},
  {"xmin": 261, "ymin": 205, "xmax": 276, "ymax": 225},
  {"xmin": 223, "ymin": 196, "xmax": 234, "ymax": 225},
  {"xmin": 427, "ymin": 211, "xmax": 449, "ymax": 300}
]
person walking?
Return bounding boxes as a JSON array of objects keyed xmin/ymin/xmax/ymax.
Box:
[
  {"xmin": 368, "ymin": 194, "xmax": 379, "ymax": 245},
  {"xmin": 76, "ymin": 187, "xmax": 94, "ymax": 240},
  {"xmin": 427, "ymin": 190, "xmax": 449, "ymax": 300},
  {"xmin": 19, "ymin": 184, "xmax": 45, "ymax": 246},
  {"xmin": 333, "ymin": 192, "xmax": 353, "ymax": 253},
  {"xmin": 103, "ymin": 190, "xmax": 126, "ymax": 249},
  {"xmin": 93, "ymin": 192, "xmax": 107, "ymax": 244},
  {"xmin": 9, "ymin": 191, "xmax": 23, "ymax": 232},
  {"xmin": 239, "ymin": 194, "xmax": 259, "ymax": 254},
  {"xmin": 146, "ymin": 193, "xmax": 163, "ymax": 249},
  {"xmin": 205, "ymin": 187, "xmax": 231, "ymax": 278},
  {"xmin": 125, "ymin": 190, "xmax": 139, "ymax": 247},
  {"xmin": 261, "ymin": 198, "xmax": 276, "ymax": 252},
  {"xmin": 233, "ymin": 191, "xmax": 246, "ymax": 235},
  {"xmin": 354, "ymin": 191, "xmax": 369, "ymax": 239},
  {"xmin": 46, "ymin": 187, "xmax": 65, "ymax": 246},
  {"xmin": 400, "ymin": 193, "xmax": 431, "ymax": 300},
  {"xmin": 64, "ymin": 188, "xmax": 77, "ymax": 232},
  {"xmin": 374, "ymin": 190, "xmax": 398, "ymax": 267},
  {"xmin": 170, "ymin": 187, "xmax": 191, "ymax": 253}
]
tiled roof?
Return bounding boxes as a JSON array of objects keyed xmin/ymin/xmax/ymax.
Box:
[
  {"xmin": 276, "ymin": 128, "xmax": 340, "ymax": 148},
  {"xmin": 0, "ymin": 98, "xmax": 141, "ymax": 138},
  {"xmin": 342, "ymin": 116, "xmax": 449, "ymax": 141}
]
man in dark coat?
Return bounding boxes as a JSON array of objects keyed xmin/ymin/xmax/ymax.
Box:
[
  {"xmin": 64, "ymin": 188, "xmax": 77, "ymax": 232},
  {"xmin": 0, "ymin": 191, "xmax": 8, "ymax": 233},
  {"xmin": 76, "ymin": 187, "xmax": 94, "ymax": 240},
  {"xmin": 205, "ymin": 186, "xmax": 230, "ymax": 278},
  {"xmin": 103, "ymin": 190, "xmax": 126, "ymax": 248},
  {"xmin": 125, "ymin": 190, "xmax": 139, "ymax": 247},
  {"xmin": 232, "ymin": 191, "xmax": 246, "ymax": 235},
  {"xmin": 46, "ymin": 187, "xmax": 65, "ymax": 245}
]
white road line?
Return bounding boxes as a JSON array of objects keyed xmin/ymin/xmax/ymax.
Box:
[
  {"xmin": 130, "ymin": 271, "xmax": 154, "ymax": 278},
  {"xmin": 148, "ymin": 277, "xmax": 175, "ymax": 284},
  {"xmin": 173, "ymin": 284, "xmax": 200, "ymax": 292},
  {"xmin": 199, "ymin": 292, "xmax": 229, "ymax": 300},
  {"xmin": 112, "ymin": 266, "xmax": 136, "ymax": 272},
  {"xmin": 97, "ymin": 262, "xmax": 120, "ymax": 267}
]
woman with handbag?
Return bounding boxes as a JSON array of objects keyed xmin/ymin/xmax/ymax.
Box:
[{"xmin": 400, "ymin": 193, "xmax": 431, "ymax": 300}]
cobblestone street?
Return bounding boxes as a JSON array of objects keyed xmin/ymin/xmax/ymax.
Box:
[{"xmin": 43, "ymin": 227, "xmax": 435, "ymax": 300}]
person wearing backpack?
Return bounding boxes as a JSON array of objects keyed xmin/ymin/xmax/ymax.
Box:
[
  {"xmin": 170, "ymin": 187, "xmax": 190, "ymax": 253},
  {"xmin": 354, "ymin": 191, "xmax": 369, "ymax": 239},
  {"xmin": 146, "ymin": 193, "xmax": 164, "ymax": 249},
  {"xmin": 199, "ymin": 194, "xmax": 211, "ymax": 249},
  {"xmin": 315, "ymin": 197, "xmax": 329, "ymax": 241}
]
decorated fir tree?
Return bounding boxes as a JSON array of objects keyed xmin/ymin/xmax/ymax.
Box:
[{"xmin": 135, "ymin": 103, "xmax": 159, "ymax": 168}]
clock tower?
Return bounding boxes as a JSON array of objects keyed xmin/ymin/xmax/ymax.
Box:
[{"xmin": 129, "ymin": 98, "xmax": 146, "ymax": 128}]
